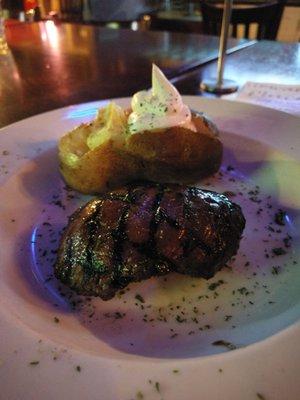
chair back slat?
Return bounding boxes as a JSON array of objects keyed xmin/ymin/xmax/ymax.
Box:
[{"xmin": 60, "ymin": 0, "xmax": 83, "ymax": 22}]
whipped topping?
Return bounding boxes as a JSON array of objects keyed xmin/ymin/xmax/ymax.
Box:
[{"xmin": 128, "ymin": 64, "xmax": 196, "ymax": 134}]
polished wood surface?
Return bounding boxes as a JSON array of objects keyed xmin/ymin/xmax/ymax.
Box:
[
  {"xmin": 174, "ymin": 40, "xmax": 300, "ymax": 95},
  {"xmin": 1, "ymin": 21, "xmax": 253, "ymax": 128}
]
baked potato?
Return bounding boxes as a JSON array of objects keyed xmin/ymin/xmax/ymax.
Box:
[
  {"xmin": 58, "ymin": 104, "xmax": 222, "ymax": 194},
  {"xmin": 58, "ymin": 103, "xmax": 140, "ymax": 194}
]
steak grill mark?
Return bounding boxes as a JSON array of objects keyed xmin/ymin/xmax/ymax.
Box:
[{"xmin": 54, "ymin": 182, "xmax": 246, "ymax": 299}]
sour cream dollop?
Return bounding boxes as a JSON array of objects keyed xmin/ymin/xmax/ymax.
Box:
[{"xmin": 128, "ymin": 64, "xmax": 196, "ymax": 134}]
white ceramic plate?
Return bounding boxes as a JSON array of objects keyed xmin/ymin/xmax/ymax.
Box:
[{"xmin": 0, "ymin": 97, "xmax": 299, "ymax": 400}]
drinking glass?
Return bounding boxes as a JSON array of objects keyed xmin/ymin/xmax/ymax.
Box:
[{"xmin": 200, "ymin": 0, "xmax": 238, "ymax": 94}]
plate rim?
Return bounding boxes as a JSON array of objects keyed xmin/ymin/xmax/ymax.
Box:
[{"xmin": 1, "ymin": 96, "xmax": 300, "ymax": 399}]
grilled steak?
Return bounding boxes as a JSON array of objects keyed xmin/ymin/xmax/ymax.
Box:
[{"xmin": 54, "ymin": 182, "xmax": 245, "ymax": 300}]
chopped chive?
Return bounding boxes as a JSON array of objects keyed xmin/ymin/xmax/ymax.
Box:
[
  {"xmin": 29, "ymin": 361, "xmax": 39, "ymax": 366},
  {"xmin": 155, "ymin": 382, "xmax": 160, "ymax": 393}
]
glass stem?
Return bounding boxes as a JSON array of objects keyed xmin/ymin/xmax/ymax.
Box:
[{"xmin": 217, "ymin": 0, "xmax": 233, "ymax": 87}]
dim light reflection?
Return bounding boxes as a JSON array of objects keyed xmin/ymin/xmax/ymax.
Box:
[
  {"xmin": 297, "ymin": 45, "xmax": 300, "ymax": 66},
  {"xmin": 40, "ymin": 21, "xmax": 60, "ymax": 52},
  {"xmin": 63, "ymin": 24, "xmax": 90, "ymax": 55},
  {"xmin": 131, "ymin": 21, "xmax": 138, "ymax": 31},
  {"xmin": 13, "ymin": 70, "xmax": 21, "ymax": 82},
  {"xmin": 0, "ymin": 51, "xmax": 22, "ymax": 87},
  {"xmin": 79, "ymin": 27, "xmax": 89, "ymax": 38},
  {"xmin": 64, "ymin": 101, "xmax": 110, "ymax": 120},
  {"xmin": 117, "ymin": 58, "xmax": 126, "ymax": 75}
]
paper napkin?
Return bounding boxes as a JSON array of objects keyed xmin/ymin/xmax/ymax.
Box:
[{"xmin": 223, "ymin": 81, "xmax": 300, "ymax": 116}]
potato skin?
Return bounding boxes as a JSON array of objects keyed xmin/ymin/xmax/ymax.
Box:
[
  {"xmin": 59, "ymin": 135, "xmax": 140, "ymax": 194},
  {"xmin": 58, "ymin": 111, "xmax": 222, "ymax": 194},
  {"xmin": 125, "ymin": 112, "xmax": 222, "ymax": 183}
]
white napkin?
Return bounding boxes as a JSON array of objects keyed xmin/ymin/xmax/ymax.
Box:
[{"xmin": 223, "ymin": 81, "xmax": 300, "ymax": 117}]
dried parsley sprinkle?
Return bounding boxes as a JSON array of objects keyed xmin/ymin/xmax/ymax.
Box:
[
  {"xmin": 172, "ymin": 369, "xmax": 179, "ymax": 374},
  {"xmin": 212, "ymin": 340, "xmax": 237, "ymax": 351},
  {"xmin": 271, "ymin": 266, "xmax": 281, "ymax": 275},
  {"xmin": 208, "ymin": 280, "xmax": 224, "ymax": 291},
  {"xmin": 274, "ymin": 209, "xmax": 286, "ymax": 226},
  {"xmin": 226, "ymin": 165, "xmax": 235, "ymax": 171},
  {"xmin": 29, "ymin": 361, "xmax": 39, "ymax": 366},
  {"xmin": 54, "ymin": 316, "xmax": 60, "ymax": 323},
  {"xmin": 75, "ymin": 365, "xmax": 81, "ymax": 372},
  {"xmin": 272, "ymin": 247, "xmax": 286, "ymax": 256},
  {"xmin": 237, "ymin": 287, "xmax": 250, "ymax": 296},
  {"xmin": 135, "ymin": 294, "xmax": 145, "ymax": 303},
  {"xmin": 155, "ymin": 382, "xmax": 160, "ymax": 393},
  {"xmin": 175, "ymin": 315, "xmax": 186, "ymax": 323},
  {"xmin": 283, "ymin": 234, "xmax": 292, "ymax": 248},
  {"xmin": 256, "ymin": 393, "xmax": 266, "ymax": 400},
  {"xmin": 136, "ymin": 391, "xmax": 144, "ymax": 399},
  {"xmin": 113, "ymin": 311, "xmax": 125, "ymax": 319}
]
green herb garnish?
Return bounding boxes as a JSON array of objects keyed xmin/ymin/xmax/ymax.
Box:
[
  {"xmin": 29, "ymin": 361, "xmax": 39, "ymax": 366},
  {"xmin": 135, "ymin": 294, "xmax": 145, "ymax": 303},
  {"xmin": 274, "ymin": 209, "xmax": 286, "ymax": 226},
  {"xmin": 272, "ymin": 247, "xmax": 286, "ymax": 256},
  {"xmin": 212, "ymin": 340, "xmax": 237, "ymax": 351}
]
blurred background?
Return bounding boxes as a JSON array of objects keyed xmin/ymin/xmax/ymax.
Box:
[{"xmin": 1, "ymin": 0, "xmax": 299, "ymax": 42}]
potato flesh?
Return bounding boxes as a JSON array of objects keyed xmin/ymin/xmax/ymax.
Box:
[{"xmin": 87, "ymin": 103, "xmax": 127, "ymax": 150}]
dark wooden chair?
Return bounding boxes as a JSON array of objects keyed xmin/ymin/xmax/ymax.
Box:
[
  {"xmin": 147, "ymin": 10, "xmax": 203, "ymax": 33},
  {"xmin": 200, "ymin": 0, "xmax": 286, "ymax": 40},
  {"xmin": 60, "ymin": 0, "xmax": 83, "ymax": 23}
]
